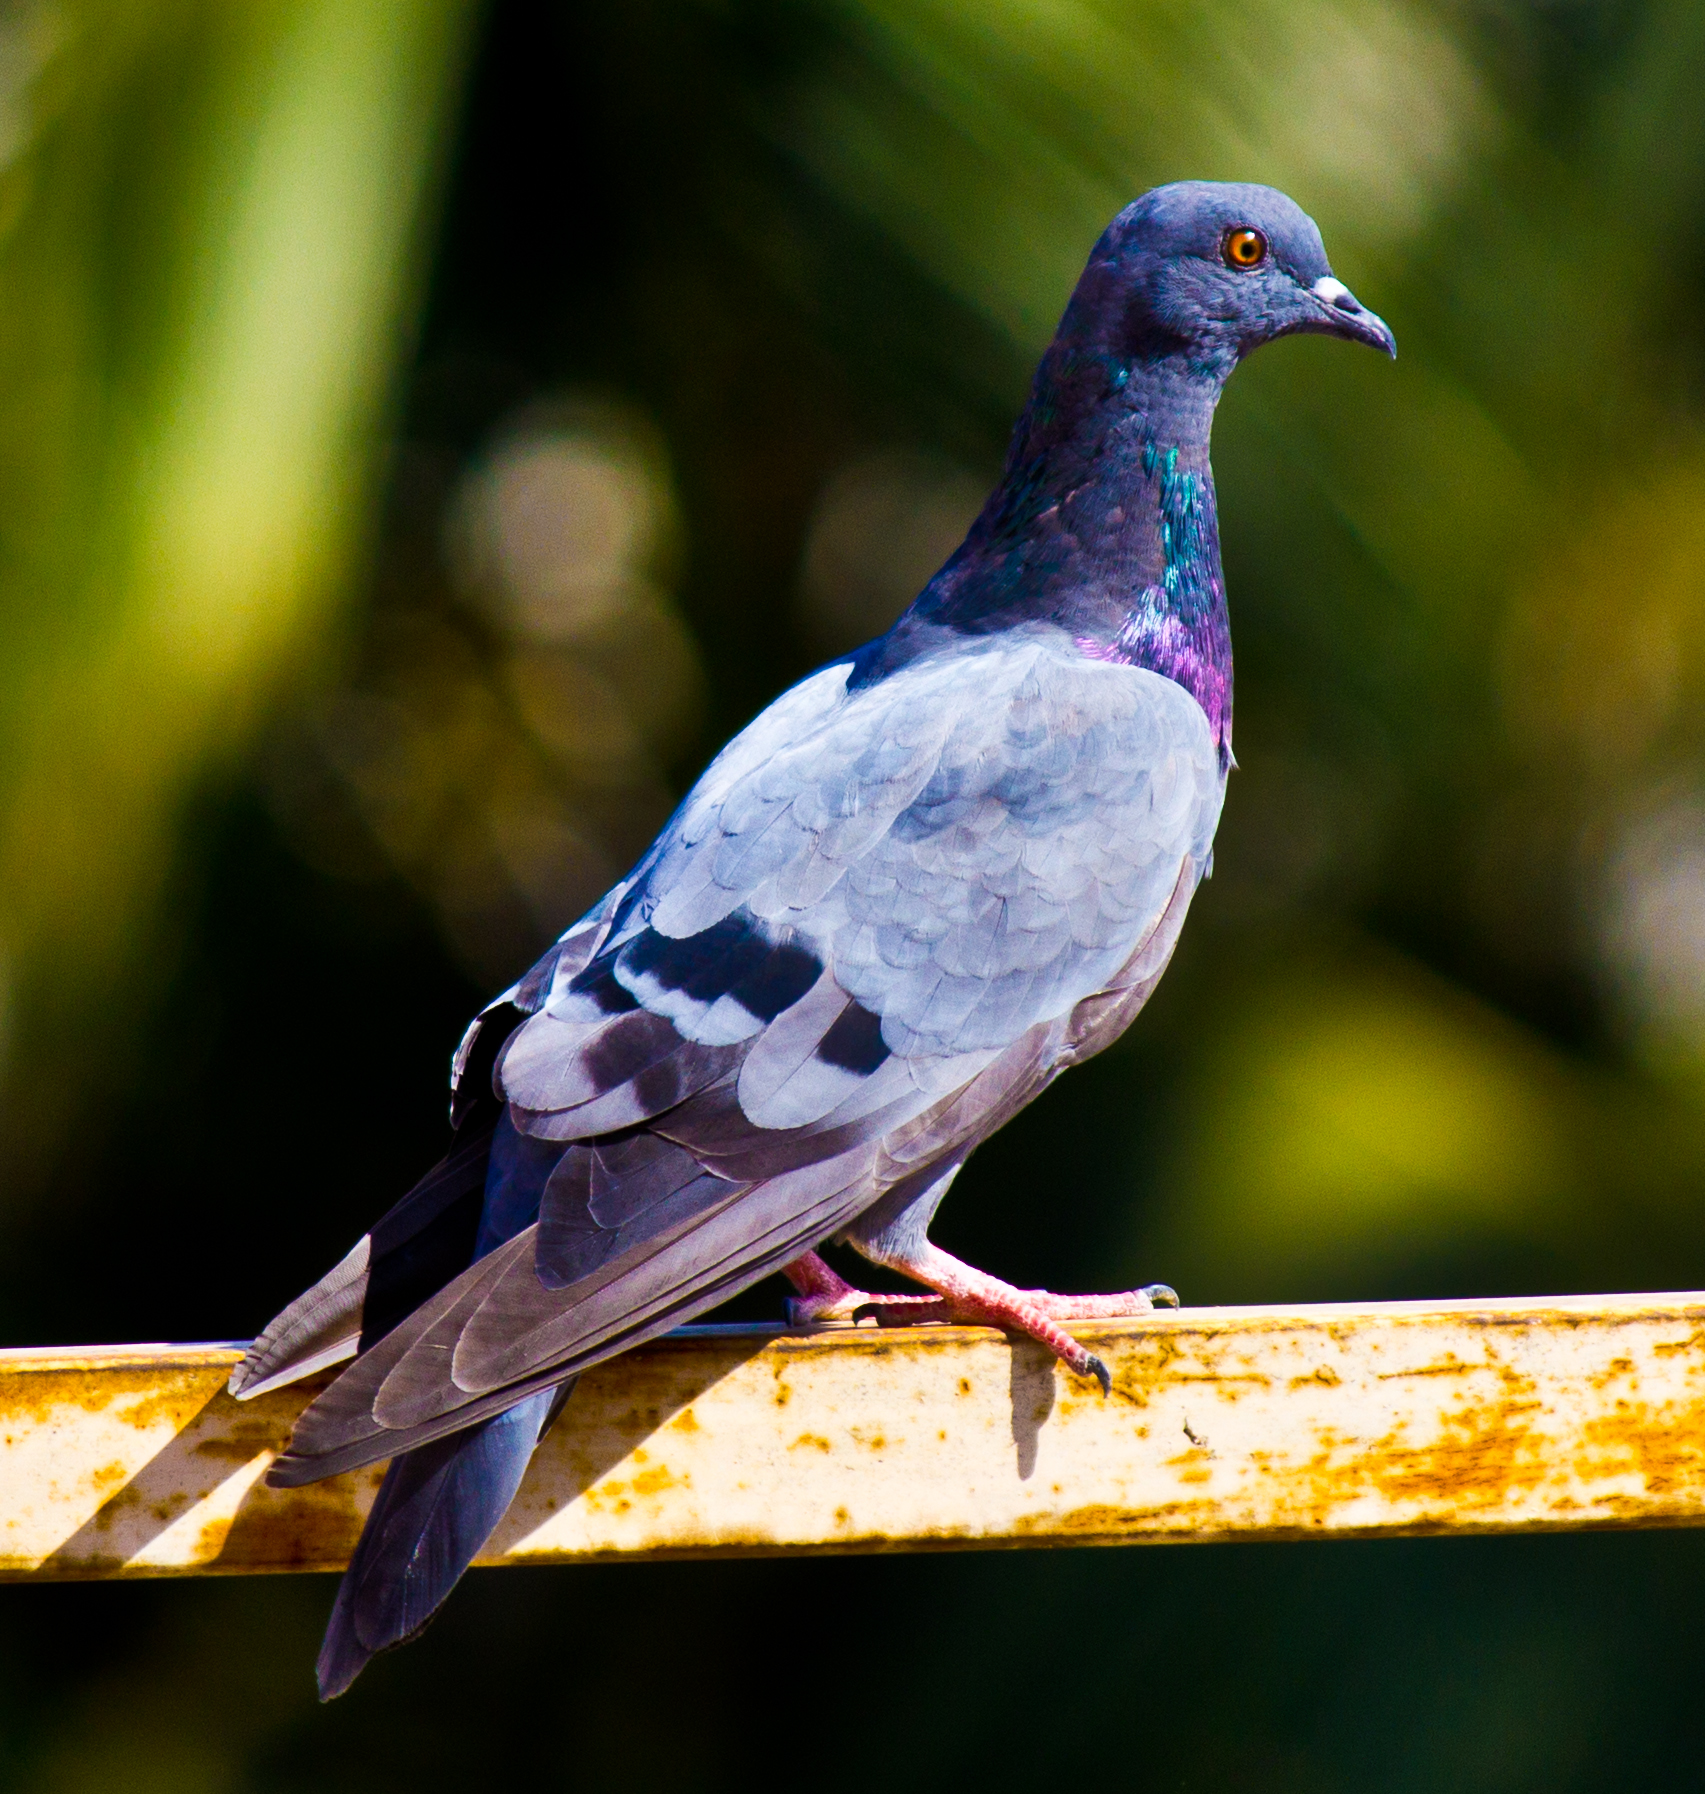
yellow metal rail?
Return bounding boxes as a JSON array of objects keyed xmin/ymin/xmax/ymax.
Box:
[{"xmin": 4, "ymin": 1291, "xmax": 1705, "ymax": 1580}]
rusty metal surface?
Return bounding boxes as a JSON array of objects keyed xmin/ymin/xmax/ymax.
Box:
[{"xmin": 4, "ymin": 1291, "xmax": 1705, "ymax": 1579}]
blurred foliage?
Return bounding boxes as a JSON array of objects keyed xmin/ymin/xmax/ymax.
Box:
[
  {"xmin": 1, "ymin": 0, "xmax": 1705, "ymax": 1786},
  {"xmin": 0, "ymin": 0, "xmax": 478, "ymax": 1174},
  {"xmin": 271, "ymin": 396, "xmax": 702, "ymax": 983}
]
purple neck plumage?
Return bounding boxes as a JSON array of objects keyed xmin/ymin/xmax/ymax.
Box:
[
  {"xmin": 887, "ymin": 287, "xmax": 1236, "ymax": 756},
  {"xmin": 1066, "ymin": 436, "xmax": 1230, "ymax": 753}
]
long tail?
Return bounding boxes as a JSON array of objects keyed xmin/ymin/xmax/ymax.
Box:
[{"xmin": 316, "ymin": 1380, "xmax": 573, "ymax": 1700}]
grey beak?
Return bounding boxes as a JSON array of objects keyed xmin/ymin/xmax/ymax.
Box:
[{"xmin": 1308, "ymin": 275, "xmax": 1397, "ymax": 358}]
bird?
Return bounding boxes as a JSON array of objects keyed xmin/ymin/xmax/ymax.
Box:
[{"xmin": 230, "ymin": 180, "xmax": 1394, "ymax": 1698}]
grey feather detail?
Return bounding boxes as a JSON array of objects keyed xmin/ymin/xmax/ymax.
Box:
[
  {"xmin": 444, "ymin": 1167, "xmax": 755, "ymax": 1396},
  {"xmin": 539, "ymin": 1162, "xmax": 733, "ymax": 1291},
  {"xmin": 449, "ymin": 881, "xmax": 629, "ymax": 1112},
  {"xmin": 271, "ymin": 1152, "xmax": 880, "ymax": 1482},
  {"xmin": 229, "ymin": 1235, "xmax": 370, "ymax": 1400},
  {"xmin": 496, "ymin": 988, "xmax": 742, "ymax": 1142},
  {"xmin": 814, "ymin": 1045, "xmax": 999, "ymax": 1131},
  {"xmin": 315, "ymin": 1384, "xmax": 561, "ymax": 1700},
  {"xmin": 694, "ymin": 989, "xmax": 774, "ymax": 1046},
  {"xmin": 624, "ymin": 634, "xmax": 1221, "ymax": 1082},
  {"xmin": 499, "ymin": 1009, "xmax": 673, "ymax": 1114},
  {"xmin": 268, "ymin": 642, "xmax": 1228, "ymax": 1489},
  {"xmin": 740, "ymin": 1049, "xmax": 865, "ymax": 1132},
  {"xmin": 485, "ymin": 640, "xmax": 1221, "ymax": 1160},
  {"xmin": 1059, "ymin": 853, "xmax": 1205, "ymax": 1067},
  {"xmin": 505, "ymin": 1044, "xmax": 732, "ymax": 1143},
  {"xmin": 271, "ymin": 880, "xmax": 1194, "ymax": 1484},
  {"xmin": 733, "ymin": 969, "xmax": 855, "ymax": 1126},
  {"xmin": 279, "ymin": 1006, "xmax": 1082, "ymax": 1486},
  {"xmin": 459, "ymin": 638, "xmax": 1220, "ymax": 1184},
  {"xmin": 642, "ymin": 1060, "xmax": 930, "ymax": 1184},
  {"xmin": 613, "ymin": 963, "xmax": 767, "ymax": 1047},
  {"xmin": 588, "ymin": 1131, "xmax": 714, "ymax": 1227},
  {"xmin": 529, "ymin": 1130, "xmax": 734, "ymax": 1294},
  {"xmin": 717, "ymin": 1043, "xmax": 989, "ymax": 1166},
  {"xmin": 878, "ymin": 1024, "xmax": 1058, "ymax": 1182},
  {"xmin": 470, "ymin": 1152, "xmax": 864, "ymax": 1390}
]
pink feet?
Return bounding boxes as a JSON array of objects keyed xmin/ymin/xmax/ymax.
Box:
[{"xmin": 780, "ymin": 1246, "xmax": 1179, "ymax": 1395}]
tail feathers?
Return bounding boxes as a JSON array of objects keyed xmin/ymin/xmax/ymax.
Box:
[
  {"xmin": 317, "ymin": 1381, "xmax": 572, "ymax": 1700},
  {"xmin": 234, "ymin": 1111, "xmax": 498, "ymax": 1404},
  {"xmin": 229, "ymin": 1236, "xmax": 369, "ymax": 1400}
]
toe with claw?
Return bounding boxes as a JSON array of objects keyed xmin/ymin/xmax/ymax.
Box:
[{"xmin": 781, "ymin": 1247, "xmax": 1177, "ymax": 1397}]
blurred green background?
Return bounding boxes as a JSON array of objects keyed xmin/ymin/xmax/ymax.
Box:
[{"xmin": 0, "ymin": 0, "xmax": 1703, "ymax": 1786}]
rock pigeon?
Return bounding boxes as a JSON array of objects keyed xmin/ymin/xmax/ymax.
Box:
[{"xmin": 231, "ymin": 180, "xmax": 1393, "ymax": 1698}]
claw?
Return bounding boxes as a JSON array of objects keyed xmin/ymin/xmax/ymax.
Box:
[
  {"xmin": 1143, "ymin": 1283, "xmax": 1180, "ymax": 1309},
  {"xmin": 1085, "ymin": 1353, "xmax": 1112, "ymax": 1396}
]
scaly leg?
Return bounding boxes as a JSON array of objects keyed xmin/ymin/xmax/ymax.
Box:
[
  {"xmin": 780, "ymin": 1247, "xmax": 1177, "ymax": 1394},
  {"xmin": 781, "ymin": 1252, "xmax": 951, "ymax": 1323}
]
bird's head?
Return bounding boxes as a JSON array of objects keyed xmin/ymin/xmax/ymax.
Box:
[{"xmin": 1069, "ymin": 180, "xmax": 1396, "ymax": 378}]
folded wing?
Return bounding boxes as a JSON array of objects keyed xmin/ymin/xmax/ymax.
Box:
[{"xmin": 270, "ymin": 631, "xmax": 1223, "ymax": 1481}]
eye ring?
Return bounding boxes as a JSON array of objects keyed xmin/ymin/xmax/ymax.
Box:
[{"xmin": 1223, "ymin": 227, "xmax": 1267, "ymax": 270}]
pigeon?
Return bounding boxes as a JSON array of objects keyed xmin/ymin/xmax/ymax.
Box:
[{"xmin": 230, "ymin": 180, "xmax": 1394, "ymax": 1698}]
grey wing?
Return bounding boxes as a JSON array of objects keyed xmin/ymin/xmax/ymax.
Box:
[
  {"xmin": 271, "ymin": 635, "xmax": 1223, "ymax": 1479},
  {"xmin": 533, "ymin": 635, "xmax": 1222, "ymax": 1108},
  {"xmin": 822, "ymin": 644, "xmax": 1220, "ymax": 1060},
  {"xmin": 229, "ymin": 894, "xmax": 624, "ymax": 1402}
]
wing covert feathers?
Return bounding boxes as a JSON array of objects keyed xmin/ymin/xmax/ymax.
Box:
[
  {"xmin": 271, "ymin": 635, "xmax": 1225, "ymax": 1482},
  {"xmin": 493, "ymin": 635, "xmax": 1221, "ymax": 1143}
]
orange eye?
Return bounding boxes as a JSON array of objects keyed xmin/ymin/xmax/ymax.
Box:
[{"xmin": 1223, "ymin": 227, "xmax": 1267, "ymax": 270}]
